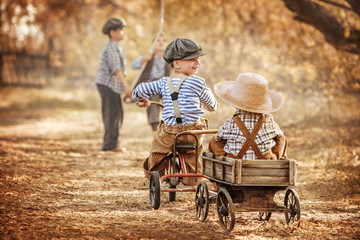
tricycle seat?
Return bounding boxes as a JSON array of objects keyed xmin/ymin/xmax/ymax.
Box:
[{"xmin": 175, "ymin": 142, "xmax": 197, "ymax": 151}]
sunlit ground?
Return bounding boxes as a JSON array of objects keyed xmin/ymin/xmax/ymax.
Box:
[{"xmin": 0, "ymin": 86, "xmax": 359, "ymax": 239}]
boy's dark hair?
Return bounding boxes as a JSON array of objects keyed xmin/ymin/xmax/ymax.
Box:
[{"xmin": 102, "ymin": 18, "xmax": 126, "ymax": 36}]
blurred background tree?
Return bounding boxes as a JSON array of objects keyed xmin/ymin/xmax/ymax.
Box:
[{"xmin": 0, "ymin": 0, "xmax": 359, "ymax": 123}]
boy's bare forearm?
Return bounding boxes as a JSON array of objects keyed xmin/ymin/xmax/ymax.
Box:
[
  {"xmin": 115, "ymin": 70, "xmax": 125, "ymax": 84},
  {"xmin": 115, "ymin": 70, "xmax": 131, "ymax": 97}
]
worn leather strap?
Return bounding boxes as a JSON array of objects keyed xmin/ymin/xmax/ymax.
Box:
[
  {"xmin": 168, "ymin": 76, "xmax": 187, "ymax": 124},
  {"xmin": 233, "ymin": 114, "xmax": 265, "ymax": 159}
]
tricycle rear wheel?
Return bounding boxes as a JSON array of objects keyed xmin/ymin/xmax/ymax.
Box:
[
  {"xmin": 195, "ymin": 181, "xmax": 209, "ymax": 222},
  {"xmin": 259, "ymin": 212, "xmax": 272, "ymax": 221},
  {"xmin": 169, "ymin": 184, "xmax": 176, "ymax": 202}
]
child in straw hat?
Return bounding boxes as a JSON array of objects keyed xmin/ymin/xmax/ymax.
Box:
[{"xmin": 209, "ymin": 73, "xmax": 287, "ymax": 160}]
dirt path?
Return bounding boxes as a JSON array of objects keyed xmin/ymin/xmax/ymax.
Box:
[{"xmin": 1, "ymin": 100, "xmax": 359, "ymax": 239}]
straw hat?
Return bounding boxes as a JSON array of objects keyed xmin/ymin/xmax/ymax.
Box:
[{"xmin": 214, "ymin": 73, "xmax": 284, "ymax": 113}]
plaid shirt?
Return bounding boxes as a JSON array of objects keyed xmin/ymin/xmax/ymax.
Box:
[
  {"xmin": 215, "ymin": 109, "xmax": 284, "ymax": 159},
  {"xmin": 95, "ymin": 39, "xmax": 126, "ymax": 94}
]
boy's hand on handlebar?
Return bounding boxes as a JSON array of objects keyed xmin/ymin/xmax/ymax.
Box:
[
  {"xmin": 125, "ymin": 90, "xmax": 132, "ymax": 100},
  {"xmin": 137, "ymin": 98, "xmax": 150, "ymax": 108}
]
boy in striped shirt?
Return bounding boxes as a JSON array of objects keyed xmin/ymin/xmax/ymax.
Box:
[{"xmin": 132, "ymin": 38, "xmax": 217, "ymax": 180}]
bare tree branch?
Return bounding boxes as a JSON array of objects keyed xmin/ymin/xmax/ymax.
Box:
[
  {"xmin": 97, "ymin": 0, "xmax": 143, "ymax": 18},
  {"xmin": 345, "ymin": 0, "xmax": 360, "ymax": 16},
  {"xmin": 316, "ymin": 0, "xmax": 352, "ymax": 11},
  {"xmin": 282, "ymin": 0, "xmax": 360, "ymax": 54}
]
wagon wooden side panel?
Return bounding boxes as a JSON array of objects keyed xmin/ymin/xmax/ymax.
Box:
[{"xmin": 201, "ymin": 152, "xmax": 297, "ymax": 186}]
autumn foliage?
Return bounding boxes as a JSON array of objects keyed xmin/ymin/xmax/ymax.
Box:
[
  {"xmin": 1, "ymin": 0, "xmax": 359, "ymax": 94},
  {"xmin": 1, "ymin": 1, "xmax": 360, "ymax": 239}
]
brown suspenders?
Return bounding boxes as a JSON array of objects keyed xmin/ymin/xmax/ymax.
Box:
[{"xmin": 232, "ymin": 115, "xmax": 265, "ymax": 159}]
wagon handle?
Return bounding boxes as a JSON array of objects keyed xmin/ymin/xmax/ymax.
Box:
[
  {"xmin": 173, "ymin": 128, "xmax": 218, "ymax": 177},
  {"xmin": 180, "ymin": 129, "xmax": 219, "ymax": 135}
]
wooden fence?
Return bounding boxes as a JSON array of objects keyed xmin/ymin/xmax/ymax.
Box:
[{"xmin": 0, "ymin": 51, "xmax": 51, "ymax": 87}]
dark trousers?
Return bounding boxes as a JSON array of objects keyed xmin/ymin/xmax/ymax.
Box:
[{"xmin": 96, "ymin": 84, "xmax": 123, "ymax": 151}]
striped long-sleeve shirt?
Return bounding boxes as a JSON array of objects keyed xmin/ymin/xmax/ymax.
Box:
[{"xmin": 132, "ymin": 76, "xmax": 217, "ymax": 126}]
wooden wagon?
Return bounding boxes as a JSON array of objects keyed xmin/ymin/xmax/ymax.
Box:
[{"xmin": 195, "ymin": 152, "xmax": 301, "ymax": 232}]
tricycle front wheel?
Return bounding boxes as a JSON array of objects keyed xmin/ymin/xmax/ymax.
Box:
[{"xmin": 150, "ymin": 171, "xmax": 161, "ymax": 210}]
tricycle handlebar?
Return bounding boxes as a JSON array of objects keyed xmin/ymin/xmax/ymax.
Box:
[{"xmin": 136, "ymin": 101, "xmax": 164, "ymax": 108}]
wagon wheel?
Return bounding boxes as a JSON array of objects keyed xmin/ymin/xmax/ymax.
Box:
[
  {"xmin": 216, "ymin": 188, "xmax": 235, "ymax": 232},
  {"xmin": 259, "ymin": 212, "xmax": 272, "ymax": 221},
  {"xmin": 195, "ymin": 181, "xmax": 209, "ymax": 222},
  {"xmin": 150, "ymin": 171, "xmax": 161, "ymax": 210},
  {"xmin": 284, "ymin": 188, "xmax": 301, "ymax": 225}
]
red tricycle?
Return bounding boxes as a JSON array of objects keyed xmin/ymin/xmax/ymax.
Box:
[{"xmin": 140, "ymin": 101, "xmax": 301, "ymax": 232}]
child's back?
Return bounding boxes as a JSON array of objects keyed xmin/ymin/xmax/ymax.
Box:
[{"xmin": 209, "ymin": 73, "xmax": 287, "ymax": 160}]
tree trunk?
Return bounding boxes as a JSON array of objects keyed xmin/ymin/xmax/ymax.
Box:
[
  {"xmin": 346, "ymin": 0, "xmax": 360, "ymax": 16},
  {"xmin": 282, "ymin": 0, "xmax": 360, "ymax": 54},
  {"xmin": 0, "ymin": 9, "xmax": 3, "ymax": 86}
]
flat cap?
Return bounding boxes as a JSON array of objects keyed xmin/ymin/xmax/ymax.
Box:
[
  {"xmin": 163, "ymin": 38, "xmax": 206, "ymax": 64},
  {"xmin": 102, "ymin": 18, "xmax": 126, "ymax": 35}
]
